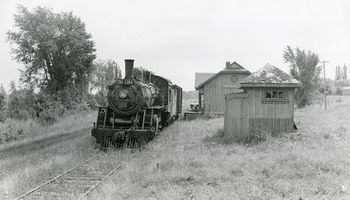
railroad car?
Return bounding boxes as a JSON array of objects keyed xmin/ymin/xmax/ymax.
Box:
[{"xmin": 91, "ymin": 59, "xmax": 182, "ymax": 148}]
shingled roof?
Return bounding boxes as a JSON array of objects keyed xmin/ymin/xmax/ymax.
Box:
[
  {"xmin": 196, "ymin": 61, "xmax": 251, "ymax": 89},
  {"xmin": 241, "ymin": 63, "xmax": 300, "ymax": 88}
]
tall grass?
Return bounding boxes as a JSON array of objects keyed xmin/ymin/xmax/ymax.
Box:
[
  {"xmin": 0, "ymin": 111, "xmax": 95, "ymax": 148},
  {"xmin": 0, "ymin": 110, "xmax": 97, "ymax": 199},
  {"xmin": 91, "ymin": 96, "xmax": 350, "ymax": 200},
  {"xmin": 0, "ymin": 131, "xmax": 95, "ymax": 199}
]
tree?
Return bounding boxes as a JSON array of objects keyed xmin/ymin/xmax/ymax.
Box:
[
  {"xmin": 90, "ymin": 59, "xmax": 121, "ymax": 106},
  {"xmin": 0, "ymin": 85, "xmax": 7, "ymax": 121},
  {"xmin": 335, "ymin": 66, "xmax": 342, "ymax": 80},
  {"xmin": 7, "ymin": 5, "xmax": 96, "ymax": 102},
  {"xmin": 343, "ymin": 64, "xmax": 347, "ymax": 80},
  {"xmin": 283, "ymin": 46, "xmax": 321, "ymax": 107}
]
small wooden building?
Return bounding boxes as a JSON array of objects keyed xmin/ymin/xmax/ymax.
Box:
[
  {"xmin": 224, "ymin": 64, "xmax": 300, "ymax": 140},
  {"xmin": 342, "ymin": 86, "xmax": 350, "ymax": 95},
  {"xmin": 195, "ymin": 61, "xmax": 251, "ymax": 115}
]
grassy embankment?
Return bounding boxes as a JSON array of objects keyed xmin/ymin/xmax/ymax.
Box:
[
  {"xmin": 92, "ymin": 96, "xmax": 350, "ymax": 200},
  {"xmin": 0, "ymin": 111, "xmax": 96, "ymax": 199},
  {"xmin": 0, "ymin": 111, "xmax": 96, "ymax": 146}
]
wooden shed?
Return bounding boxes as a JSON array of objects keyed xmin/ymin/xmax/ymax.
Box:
[
  {"xmin": 195, "ymin": 61, "xmax": 251, "ymax": 115},
  {"xmin": 224, "ymin": 64, "xmax": 300, "ymax": 140}
]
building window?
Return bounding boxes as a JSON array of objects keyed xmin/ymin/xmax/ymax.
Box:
[{"xmin": 262, "ymin": 89, "xmax": 288, "ymax": 102}]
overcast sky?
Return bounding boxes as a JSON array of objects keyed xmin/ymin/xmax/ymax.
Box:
[{"xmin": 0, "ymin": 0, "xmax": 349, "ymax": 91}]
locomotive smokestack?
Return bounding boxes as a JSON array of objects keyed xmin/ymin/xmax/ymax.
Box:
[{"xmin": 124, "ymin": 59, "xmax": 134, "ymax": 79}]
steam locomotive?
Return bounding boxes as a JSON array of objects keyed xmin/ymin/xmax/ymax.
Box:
[{"xmin": 91, "ymin": 59, "xmax": 182, "ymax": 148}]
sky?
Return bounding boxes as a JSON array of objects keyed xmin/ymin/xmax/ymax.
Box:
[{"xmin": 0, "ymin": 0, "xmax": 349, "ymax": 92}]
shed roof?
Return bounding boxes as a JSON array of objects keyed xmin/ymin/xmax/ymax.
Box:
[
  {"xmin": 196, "ymin": 61, "xmax": 251, "ymax": 89},
  {"xmin": 241, "ymin": 63, "xmax": 300, "ymax": 88},
  {"xmin": 195, "ymin": 73, "xmax": 215, "ymax": 88},
  {"xmin": 343, "ymin": 86, "xmax": 350, "ymax": 90}
]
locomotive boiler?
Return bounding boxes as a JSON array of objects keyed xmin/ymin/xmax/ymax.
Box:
[{"xmin": 91, "ymin": 59, "xmax": 182, "ymax": 148}]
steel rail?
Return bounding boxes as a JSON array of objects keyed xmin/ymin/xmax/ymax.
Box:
[
  {"xmin": 78, "ymin": 152, "xmax": 136, "ymax": 200},
  {"xmin": 14, "ymin": 152, "xmax": 99, "ymax": 200}
]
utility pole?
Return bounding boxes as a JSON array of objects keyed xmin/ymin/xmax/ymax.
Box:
[{"xmin": 320, "ymin": 60, "xmax": 329, "ymax": 111}]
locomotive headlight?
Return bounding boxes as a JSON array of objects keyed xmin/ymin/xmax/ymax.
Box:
[{"xmin": 119, "ymin": 90, "xmax": 128, "ymax": 98}]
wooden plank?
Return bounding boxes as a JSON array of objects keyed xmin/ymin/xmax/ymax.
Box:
[
  {"xmin": 230, "ymin": 99, "xmax": 235, "ymax": 138},
  {"xmin": 232, "ymin": 99, "xmax": 236, "ymax": 138},
  {"xmin": 224, "ymin": 98, "xmax": 229, "ymax": 138},
  {"xmin": 243, "ymin": 98, "xmax": 249, "ymax": 139},
  {"xmin": 282, "ymin": 118, "xmax": 286, "ymax": 133},
  {"xmin": 274, "ymin": 101, "xmax": 281, "ymax": 118},
  {"xmin": 206, "ymin": 84, "xmax": 210, "ymax": 113},
  {"xmin": 237, "ymin": 99, "xmax": 241, "ymax": 138},
  {"xmin": 279, "ymin": 100, "xmax": 285, "ymax": 118},
  {"xmin": 286, "ymin": 118, "xmax": 292, "ymax": 132},
  {"xmin": 251, "ymin": 118, "xmax": 255, "ymax": 136},
  {"xmin": 288, "ymin": 90, "xmax": 293, "ymax": 118},
  {"xmin": 260, "ymin": 89, "xmax": 267, "ymax": 133},
  {"xmin": 255, "ymin": 89, "xmax": 260, "ymax": 118},
  {"xmin": 268, "ymin": 104, "xmax": 273, "ymax": 135},
  {"xmin": 261, "ymin": 118, "xmax": 266, "ymax": 133},
  {"xmin": 274, "ymin": 102, "xmax": 281, "ymax": 135},
  {"xmin": 240, "ymin": 98, "xmax": 245, "ymax": 137},
  {"xmin": 260, "ymin": 118, "xmax": 264, "ymax": 135},
  {"xmin": 248, "ymin": 90, "xmax": 255, "ymax": 119},
  {"xmin": 280, "ymin": 117, "xmax": 283, "ymax": 134},
  {"xmin": 274, "ymin": 118, "xmax": 280, "ymax": 136},
  {"xmin": 225, "ymin": 96, "xmax": 233, "ymax": 139}
]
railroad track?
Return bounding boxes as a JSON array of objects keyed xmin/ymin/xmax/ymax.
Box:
[{"xmin": 14, "ymin": 149, "xmax": 137, "ymax": 200}]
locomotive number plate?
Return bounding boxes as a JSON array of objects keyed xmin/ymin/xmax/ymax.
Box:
[{"xmin": 123, "ymin": 79, "xmax": 133, "ymax": 85}]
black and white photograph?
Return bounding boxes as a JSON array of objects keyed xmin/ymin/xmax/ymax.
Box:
[{"xmin": 0, "ymin": 0, "xmax": 349, "ymax": 199}]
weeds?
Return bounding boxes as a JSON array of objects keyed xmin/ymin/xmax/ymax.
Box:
[
  {"xmin": 0, "ymin": 111, "xmax": 95, "ymax": 147},
  {"xmin": 91, "ymin": 96, "xmax": 350, "ymax": 200}
]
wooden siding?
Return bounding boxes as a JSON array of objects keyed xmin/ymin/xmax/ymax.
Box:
[
  {"xmin": 224, "ymin": 88, "xmax": 295, "ymax": 139},
  {"xmin": 224, "ymin": 93, "xmax": 249, "ymax": 139},
  {"xmin": 204, "ymin": 73, "xmax": 249, "ymax": 114},
  {"xmin": 246, "ymin": 88, "xmax": 294, "ymax": 119}
]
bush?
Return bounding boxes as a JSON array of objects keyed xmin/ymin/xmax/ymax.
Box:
[
  {"xmin": 35, "ymin": 93, "xmax": 67, "ymax": 125},
  {"xmin": 1, "ymin": 82, "xmax": 94, "ymax": 130},
  {"xmin": 86, "ymin": 94, "xmax": 98, "ymax": 109},
  {"xmin": 0, "ymin": 85, "xmax": 6, "ymax": 122},
  {"xmin": 71, "ymin": 102, "xmax": 90, "ymax": 114},
  {"xmin": 7, "ymin": 88, "xmax": 36, "ymax": 120},
  {"xmin": 0, "ymin": 119, "xmax": 25, "ymax": 143}
]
